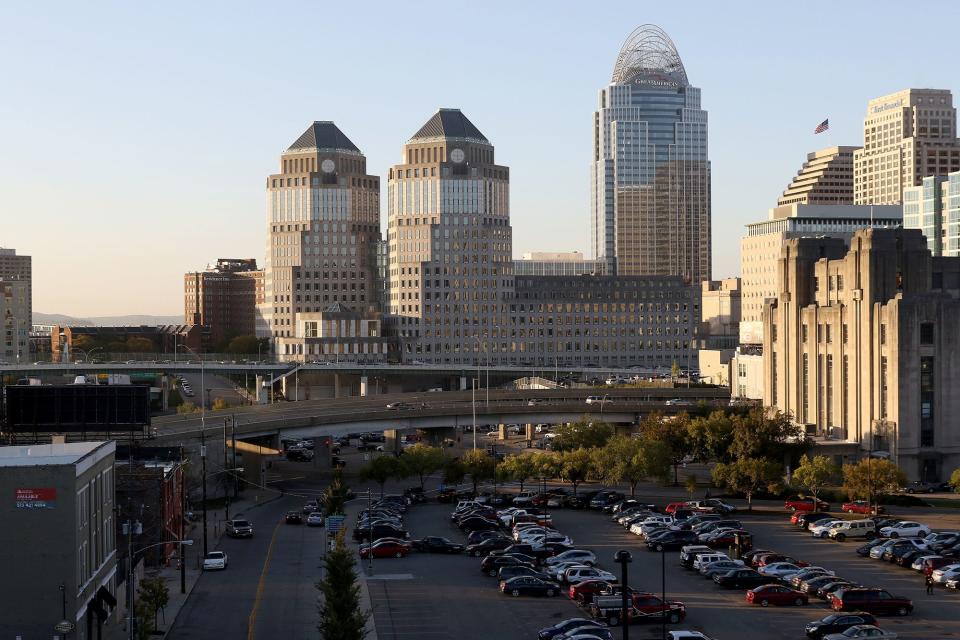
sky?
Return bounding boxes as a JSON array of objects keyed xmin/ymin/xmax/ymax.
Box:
[{"xmin": 2, "ymin": 1, "xmax": 958, "ymax": 317}]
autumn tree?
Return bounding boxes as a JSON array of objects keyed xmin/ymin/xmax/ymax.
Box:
[
  {"xmin": 792, "ymin": 455, "xmax": 839, "ymax": 504},
  {"xmin": 461, "ymin": 449, "xmax": 496, "ymax": 495},
  {"xmin": 687, "ymin": 410, "xmax": 735, "ymax": 463},
  {"xmin": 640, "ymin": 412, "xmax": 692, "ymax": 485},
  {"xmin": 500, "ymin": 453, "xmax": 539, "ymax": 492},
  {"xmin": 730, "ymin": 408, "xmax": 810, "ymax": 464},
  {"xmin": 712, "ymin": 457, "xmax": 783, "ymax": 511},
  {"xmin": 359, "ymin": 455, "xmax": 405, "ymax": 498},
  {"xmin": 558, "ymin": 448, "xmax": 594, "ymax": 496},
  {"xmin": 551, "ymin": 417, "xmax": 613, "ymax": 452},
  {"xmin": 951, "ymin": 468, "xmax": 960, "ymax": 493},
  {"xmin": 842, "ymin": 458, "xmax": 906, "ymax": 507},
  {"xmin": 400, "ymin": 444, "xmax": 448, "ymax": 490}
]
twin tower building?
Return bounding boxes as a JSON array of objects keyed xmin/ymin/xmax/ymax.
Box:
[{"xmin": 259, "ymin": 25, "xmax": 709, "ymax": 367}]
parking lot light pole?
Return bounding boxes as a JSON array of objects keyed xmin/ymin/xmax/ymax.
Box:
[
  {"xmin": 472, "ymin": 378, "xmax": 478, "ymax": 450},
  {"xmin": 614, "ymin": 550, "xmax": 632, "ymax": 640},
  {"xmin": 661, "ymin": 546, "xmax": 667, "ymax": 640}
]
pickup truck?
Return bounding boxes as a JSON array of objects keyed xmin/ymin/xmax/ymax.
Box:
[{"xmin": 590, "ymin": 592, "xmax": 686, "ymax": 627}]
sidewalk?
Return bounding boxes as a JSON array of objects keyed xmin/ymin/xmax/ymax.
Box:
[{"xmin": 106, "ymin": 485, "xmax": 282, "ymax": 639}]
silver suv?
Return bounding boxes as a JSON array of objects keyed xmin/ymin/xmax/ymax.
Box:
[{"xmin": 225, "ymin": 519, "xmax": 253, "ymax": 538}]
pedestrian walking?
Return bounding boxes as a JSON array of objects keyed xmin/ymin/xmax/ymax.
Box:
[{"xmin": 926, "ymin": 574, "xmax": 935, "ymax": 595}]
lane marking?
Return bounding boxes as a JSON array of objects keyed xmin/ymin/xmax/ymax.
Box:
[{"xmin": 247, "ymin": 515, "xmax": 283, "ymax": 640}]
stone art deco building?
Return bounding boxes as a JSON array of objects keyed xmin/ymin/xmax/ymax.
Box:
[
  {"xmin": 591, "ymin": 25, "xmax": 710, "ymax": 282},
  {"xmin": 260, "ymin": 122, "xmax": 381, "ymax": 342}
]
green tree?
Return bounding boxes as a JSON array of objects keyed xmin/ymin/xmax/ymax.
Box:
[
  {"xmin": 792, "ymin": 455, "xmax": 839, "ymax": 504},
  {"xmin": 499, "ymin": 453, "xmax": 539, "ymax": 492},
  {"xmin": 137, "ymin": 576, "xmax": 169, "ymax": 633},
  {"xmin": 842, "ymin": 458, "xmax": 907, "ymax": 507},
  {"xmin": 730, "ymin": 408, "xmax": 810, "ymax": 464},
  {"xmin": 442, "ymin": 458, "xmax": 466, "ymax": 489},
  {"xmin": 127, "ymin": 336, "xmax": 156, "ymax": 353},
  {"xmin": 359, "ymin": 455, "xmax": 404, "ymax": 498},
  {"xmin": 399, "ymin": 444, "xmax": 448, "ymax": 490},
  {"xmin": 461, "ymin": 449, "xmax": 495, "ymax": 495},
  {"xmin": 323, "ymin": 471, "xmax": 350, "ymax": 516},
  {"xmin": 551, "ymin": 416, "xmax": 613, "ymax": 452},
  {"xmin": 712, "ymin": 457, "xmax": 783, "ymax": 511},
  {"xmin": 640, "ymin": 412, "xmax": 693, "ymax": 485},
  {"xmin": 671, "ymin": 360, "xmax": 681, "ymax": 381},
  {"xmin": 225, "ymin": 334, "xmax": 265, "ymax": 355},
  {"xmin": 558, "ymin": 448, "xmax": 594, "ymax": 496},
  {"xmin": 685, "ymin": 473, "xmax": 698, "ymax": 498},
  {"xmin": 951, "ymin": 468, "xmax": 960, "ymax": 493},
  {"xmin": 592, "ymin": 435, "xmax": 670, "ymax": 496},
  {"xmin": 176, "ymin": 401, "xmax": 198, "ymax": 415},
  {"xmin": 317, "ymin": 532, "xmax": 368, "ymax": 640},
  {"xmin": 688, "ymin": 410, "xmax": 735, "ymax": 463}
]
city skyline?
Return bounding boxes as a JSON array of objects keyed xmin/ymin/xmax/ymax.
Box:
[{"xmin": 3, "ymin": 2, "xmax": 958, "ymax": 316}]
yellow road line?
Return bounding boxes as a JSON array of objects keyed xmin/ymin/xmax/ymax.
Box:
[{"xmin": 247, "ymin": 516, "xmax": 283, "ymax": 640}]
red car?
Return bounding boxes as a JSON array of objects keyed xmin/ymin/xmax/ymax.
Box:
[
  {"xmin": 752, "ymin": 553, "xmax": 809, "ymax": 568},
  {"xmin": 841, "ymin": 501, "xmax": 885, "ymax": 515},
  {"xmin": 784, "ymin": 497, "xmax": 830, "ymax": 512},
  {"xmin": 745, "ymin": 584, "xmax": 809, "ymax": 607},
  {"xmin": 664, "ymin": 502, "xmax": 687, "ymax": 514},
  {"xmin": 359, "ymin": 540, "xmax": 410, "ymax": 559},
  {"xmin": 706, "ymin": 530, "xmax": 753, "ymax": 550},
  {"xmin": 568, "ymin": 579, "xmax": 613, "ymax": 605}
]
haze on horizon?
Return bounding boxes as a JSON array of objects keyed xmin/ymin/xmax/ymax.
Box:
[{"xmin": 2, "ymin": 1, "xmax": 955, "ymax": 316}]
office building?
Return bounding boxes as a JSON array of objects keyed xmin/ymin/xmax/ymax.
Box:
[
  {"xmin": 260, "ymin": 122, "xmax": 382, "ymax": 344},
  {"xmin": 1, "ymin": 278, "xmax": 29, "ymax": 362},
  {"xmin": 387, "ymin": 108, "xmax": 513, "ymax": 362},
  {"xmin": 778, "ymin": 146, "xmax": 858, "ymax": 206},
  {"xmin": 854, "ymin": 89, "xmax": 960, "ymax": 205},
  {"xmin": 762, "ymin": 228, "xmax": 960, "ymax": 481},
  {"xmin": 740, "ymin": 203, "xmax": 903, "ymax": 323},
  {"xmin": 0, "ymin": 247, "xmax": 31, "ymax": 326},
  {"xmin": 514, "ymin": 251, "xmax": 606, "ymax": 276},
  {"xmin": 0, "ymin": 441, "xmax": 118, "ymax": 640},
  {"xmin": 903, "ymin": 171, "xmax": 960, "ymax": 256},
  {"xmin": 699, "ymin": 278, "xmax": 740, "ymax": 348},
  {"xmin": 184, "ymin": 258, "xmax": 264, "ymax": 346},
  {"xmin": 276, "ymin": 302, "xmax": 394, "ymax": 362},
  {"xmin": 591, "ymin": 24, "xmax": 710, "ymax": 282}
]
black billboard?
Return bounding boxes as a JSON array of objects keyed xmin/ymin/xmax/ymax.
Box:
[{"xmin": 4, "ymin": 385, "xmax": 151, "ymax": 432}]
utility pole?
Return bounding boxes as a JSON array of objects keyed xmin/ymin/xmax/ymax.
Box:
[
  {"xmin": 200, "ymin": 430, "xmax": 208, "ymax": 557},
  {"xmin": 179, "ymin": 446, "xmax": 186, "ymax": 594},
  {"xmin": 231, "ymin": 417, "xmax": 238, "ymax": 499},
  {"xmin": 223, "ymin": 417, "xmax": 229, "ymax": 521}
]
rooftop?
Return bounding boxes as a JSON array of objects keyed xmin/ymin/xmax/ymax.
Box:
[
  {"xmin": 287, "ymin": 121, "xmax": 360, "ymax": 153},
  {"xmin": 611, "ymin": 24, "xmax": 688, "ymax": 86},
  {"xmin": 409, "ymin": 109, "xmax": 488, "ymax": 143},
  {"xmin": 0, "ymin": 441, "xmax": 114, "ymax": 468}
]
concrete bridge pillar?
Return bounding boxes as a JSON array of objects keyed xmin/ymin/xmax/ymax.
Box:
[
  {"xmin": 383, "ymin": 429, "xmax": 401, "ymax": 454},
  {"xmin": 426, "ymin": 427, "xmax": 456, "ymax": 448},
  {"xmin": 243, "ymin": 451, "xmax": 267, "ymax": 490},
  {"xmin": 255, "ymin": 376, "xmax": 269, "ymax": 404},
  {"xmin": 360, "ymin": 376, "xmax": 368, "ymax": 397},
  {"xmin": 459, "ymin": 376, "xmax": 468, "ymax": 391},
  {"xmin": 334, "ymin": 374, "xmax": 342, "ymax": 399},
  {"xmin": 525, "ymin": 423, "xmax": 535, "ymax": 441},
  {"xmin": 498, "ymin": 423, "xmax": 507, "ymax": 441}
]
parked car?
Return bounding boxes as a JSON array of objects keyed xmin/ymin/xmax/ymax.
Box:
[
  {"xmin": 568, "ymin": 580, "xmax": 616, "ymax": 606},
  {"xmin": 411, "ymin": 536, "xmax": 464, "ymax": 553},
  {"xmin": 359, "ymin": 540, "xmax": 410, "ymax": 559},
  {"xmin": 785, "ymin": 496, "xmax": 831, "ymax": 512},
  {"xmin": 589, "ymin": 592, "xmax": 685, "ymax": 626},
  {"xmin": 797, "ymin": 512, "xmax": 836, "ymax": 530},
  {"xmin": 499, "ymin": 565, "xmax": 552, "ymax": 583},
  {"xmin": 829, "ymin": 520, "xmax": 876, "ymax": 542},
  {"xmin": 822, "ymin": 625, "xmax": 897, "ymax": 640},
  {"xmin": 499, "ymin": 576, "xmax": 561, "ymax": 597},
  {"xmin": 466, "ymin": 537, "xmax": 512, "ymax": 557},
  {"xmin": 713, "ymin": 568, "xmax": 775, "ymax": 589},
  {"xmin": 841, "ymin": 501, "xmax": 885, "ymax": 515},
  {"xmin": 306, "ymin": 512, "xmax": 324, "ymax": 527},
  {"xmin": 757, "ymin": 562, "xmax": 804, "ymax": 578},
  {"xmin": 564, "ymin": 566, "xmax": 617, "ymax": 585},
  {"xmin": 648, "ymin": 530, "xmax": 699, "ymax": 551},
  {"xmin": 745, "ymin": 584, "xmax": 808, "ymax": 607},
  {"xmin": 901, "ymin": 480, "xmax": 947, "ymax": 494},
  {"xmin": 481, "ymin": 554, "xmax": 535, "ymax": 577},
  {"xmin": 879, "ymin": 521, "xmax": 931, "ymax": 538},
  {"xmin": 828, "ymin": 588, "xmax": 913, "ymax": 615},
  {"xmin": 930, "ymin": 563, "xmax": 960, "ymax": 585},
  {"xmin": 202, "ymin": 551, "xmax": 228, "ymax": 570},
  {"xmin": 225, "ymin": 519, "xmax": 253, "ymax": 538},
  {"xmin": 856, "ymin": 538, "xmax": 891, "ymax": 557},
  {"xmin": 538, "ymin": 618, "xmax": 606, "ymax": 640},
  {"xmin": 699, "ymin": 559, "xmax": 745, "ymax": 579},
  {"xmin": 545, "ymin": 550, "xmax": 597, "ymax": 567},
  {"xmin": 805, "ymin": 612, "xmax": 880, "ymax": 640}
]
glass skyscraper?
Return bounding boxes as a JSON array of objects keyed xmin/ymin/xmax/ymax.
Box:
[{"xmin": 591, "ymin": 24, "xmax": 710, "ymax": 283}]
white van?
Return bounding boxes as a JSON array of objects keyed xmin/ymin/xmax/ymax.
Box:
[
  {"xmin": 828, "ymin": 519, "xmax": 876, "ymax": 542},
  {"xmin": 692, "ymin": 553, "xmax": 730, "ymax": 571}
]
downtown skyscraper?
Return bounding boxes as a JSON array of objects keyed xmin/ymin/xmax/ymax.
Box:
[{"xmin": 591, "ymin": 24, "xmax": 710, "ymax": 283}]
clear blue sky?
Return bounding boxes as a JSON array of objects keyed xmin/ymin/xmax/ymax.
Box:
[{"xmin": 2, "ymin": 1, "xmax": 957, "ymax": 316}]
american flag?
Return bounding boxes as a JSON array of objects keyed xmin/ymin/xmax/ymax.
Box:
[{"xmin": 814, "ymin": 119, "xmax": 829, "ymax": 134}]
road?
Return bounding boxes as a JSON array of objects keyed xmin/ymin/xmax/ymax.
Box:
[{"xmin": 178, "ymin": 372, "xmax": 249, "ymax": 410}]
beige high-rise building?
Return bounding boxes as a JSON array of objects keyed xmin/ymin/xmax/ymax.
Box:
[
  {"xmin": 260, "ymin": 122, "xmax": 381, "ymax": 348},
  {"xmin": 0, "ymin": 279, "xmax": 29, "ymax": 362},
  {"xmin": 740, "ymin": 204, "xmax": 902, "ymax": 324},
  {"xmin": 0, "ymin": 248, "xmax": 31, "ymax": 328},
  {"xmin": 762, "ymin": 228, "xmax": 960, "ymax": 482},
  {"xmin": 779, "ymin": 146, "xmax": 859, "ymax": 206},
  {"xmin": 854, "ymin": 89, "xmax": 960, "ymax": 205},
  {"xmin": 387, "ymin": 109, "xmax": 513, "ymax": 363}
]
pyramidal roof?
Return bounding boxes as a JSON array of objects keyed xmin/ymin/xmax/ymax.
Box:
[
  {"xmin": 410, "ymin": 109, "xmax": 488, "ymax": 143},
  {"xmin": 287, "ymin": 121, "xmax": 360, "ymax": 153}
]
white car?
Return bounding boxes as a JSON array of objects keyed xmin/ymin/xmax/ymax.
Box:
[
  {"xmin": 931, "ymin": 563, "xmax": 960, "ymax": 585},
  {"xmin": 545, "ymin": 550, "xmax": 597, "ymax": 567},
  {"xmin": 822, "ymin": 625, "xmax": 898, "ymax": 640},
  {"xmin": 911, "ymin": 554, "xmax": 941, "ymax": 571},
  {"xmin": 203, "ymin": 551, "xmax": 227, "ymax": 571},
  {"xmin": 880, "ymin": 521, "xmax": 931, "ymax": 538},
  {"xmin": 757, "ymin": 562, "xmax": 802, "ymax": 578},
  {"xmin": 306, "ymin": 512, "xmax": 324, "ymax": 526},
  {"xmin": 563, "ymin": 566, "xmax": 617, "ymax": 585},
  {"xmin": 547, "ymin": 561, "xmax": 587, "ymax": 581},
  {"xmin": 692, "ymin": 553, "xmax": 729, "ymax": 571},
  {"xmin": 810, "ymin": 520, "xmax": 845, "ymax": 538},
  {"xmin": 869, "ymin": 540, "xmax": 905, "ymax": 559},
  {"xmin": 668, "ymin": 633, "xmax": 715, "ymax": 640}
]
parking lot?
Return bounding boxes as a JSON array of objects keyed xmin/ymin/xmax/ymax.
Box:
[{"xmin": 350, "ymin": 496, "xmax": 960, "ymax": 640}]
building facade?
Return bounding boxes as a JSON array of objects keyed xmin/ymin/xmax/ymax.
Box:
[
  {"xmin": 591, "ymin": 24, "xmax": 710, "ymax": 282},
  {"xmin": 903, "ymin": 171, "xmax": 960, "ymax": 256},
  {"xmin": 184, "ymin": 258, "xmax": 263, "ymax": 346},
  {"xmin": 854, "ymin": 89, "xmax": 960, "ymax": 205},
  {"xmin": 387, "ymin": 109, "xmax": 513, "ymax": 363},
  {"xmin": 740, "ymin": 204, "xmax": 903, "ymax": 323},
  {"xmin": 0, "ymin": 247, "xmax": 31, "ymax": 327},
  {"xmin": 260, "ymin": 122, "xmax": 382, "ymax": 343},
  {"xmin": 1, "ymin": 278, "xmax": 30, "ymax": 362},
  {"xmin": 276, "ymin": 302, "xmax": 394, "ymax": 362},
  {"xmin": 699, "ymin": 278, "xmax": 740, "ymax": 349},
  {"xmin": 0, "ymin": 441, "xmax": 118, "ymax": 640},
  {"xmin": 778, "ymin": 146, "xmax": 859, "ymax": 206},
  {"xmin": 514, "ymin": 251, "xmax": 606, "ymax": 276},
  {"xmin": 762, "ymin": 229, "xmax": 960, "ymax": 481},
  {"xmin": 51, "ymin": 324, "xmax": 208, "ymax": 361}
]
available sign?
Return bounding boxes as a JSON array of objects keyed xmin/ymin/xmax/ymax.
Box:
[
  {"xmin": 15, "ymin": 487, "xmax": 57, "ymax": 509},
  {"xmin": 326, "ymin": 515, "xmax": 346, "ymax": 534}
]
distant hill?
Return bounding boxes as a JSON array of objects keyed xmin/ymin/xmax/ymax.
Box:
[{"xmin": 34, "ymin": 312, "xmax": 184, "ymax": 327}]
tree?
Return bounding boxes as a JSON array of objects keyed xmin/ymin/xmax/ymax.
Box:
[
  {"xmin": 551, "ymin": 416, "xmax": 613, "ymax": 452},
  {"xmin": 225, "ymin": 334, "xmax": 265, "ymax": 355},
  {"xmin": 558, "ymin": 448, "xmax": 594, "ymax": 496},
  {"xmin": 499, "ymin": 453, "xmax": 539, "ymax": 492},
  {"xmin": 640, "ymin": 412, "xmax": 692, "ymax": 485},
  {"xmin": 671, "ymin": 360, "xmax": 681, "ymax": 381},
  {"xmin": 176, "ymin": 401, "xmax": 198, "ymax": 415},
  {"xmin": 685, "ymin": 473, "xmax": 698, "ymax": 498},
  {"xmin": 461, "ymin": 449, "xmax": 495, "ymax": 495},
  {"xmin": 592, "ymin": 435, "xmax": 670, "ymax": 496},
  {"xmin": 712, "ymin": 457, "xmax": 783, "ymax": 511},
  {"xmin": 211, "ymin": 398, "xmax": 230, "ymax": 411},
  {"xmin": 317, "ymin": 532, "xmax": 368, "ymax": 640},
  {"xmin": 951, "ymin": 468, "xmax": 960, "ymax": 494},
  {"xmin": 687, "ymin": 410, "xmax": 735, "ymax": 463},
  {"xmin": 442, "ymin": 458, "xmax": 466, "ymax": 489},
  {"xmin": 842, "ymin": 458, "xmax": 907, "ymax": 507},
  {"xmin": 729, "ymin": 408, "xmax": 810, "ymax": 464},
  {"xmin": 127, "ymin": 336, "xmax": 156, "ymax": 353},
  {"xmin": 792, "ymin": 455, "xmax": 839, "ymax": 504},
  {"xmin": 323, "ymin": 471, "xmax": 350, "ymax": 516},
  {"xmin": 400, "ymin": 444, "xmax": 447, "ymax": 490},
  {"xmin": 138, "ymin": 576, "xmax": 169, "ymax": 632},
  {"xmin": 359, "ymin": 455, "xmax": 404, "ymax": 498}
]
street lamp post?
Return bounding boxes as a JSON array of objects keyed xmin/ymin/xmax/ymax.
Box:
[
  {"xmin": 614, "ymin": 550, "xmax": 633, "ymax": 640},
  {"xmin": 74, "ymin": 346, "xmax": 103, "ymax": 365},
  {"xmin": 472, "ymin": 378, "xmax": 478, "ymax": 451}
]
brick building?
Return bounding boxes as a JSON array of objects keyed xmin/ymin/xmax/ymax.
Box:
[{"xmin": 184, "ymin": 258, "xmax": 264, "ymax": 347}]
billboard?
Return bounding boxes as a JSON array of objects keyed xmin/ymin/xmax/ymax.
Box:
[
  {"xmin": 739, "ymin": 321, "xmax": 764, "ymax": 345},
  {"xmin": 4, "ymin": 385, "xmax": 151, "ymax": 432}
]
